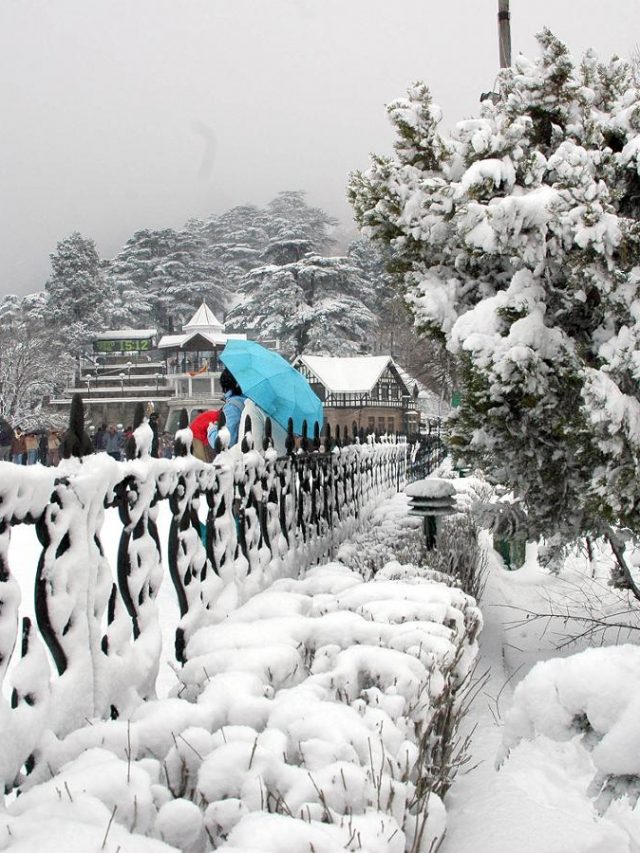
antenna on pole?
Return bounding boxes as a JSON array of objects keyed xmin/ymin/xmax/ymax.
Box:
[{"xmin": 498, "ymin": 0, "xmax": 511, "ymax": 68}]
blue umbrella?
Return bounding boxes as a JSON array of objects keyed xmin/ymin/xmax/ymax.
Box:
[{"xmin": 219, "ymin": 340, "xmax": 323, "ymax": 435}]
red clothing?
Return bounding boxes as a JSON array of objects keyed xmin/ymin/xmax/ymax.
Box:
[{"xmin": 189, "ymin": 410, "xmax": 220, "ymax": 443}]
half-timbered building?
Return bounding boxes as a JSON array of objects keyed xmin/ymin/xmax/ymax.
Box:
[{"xmin": 294, "ymin": 354, "xmax": 419, "ymax": 436}]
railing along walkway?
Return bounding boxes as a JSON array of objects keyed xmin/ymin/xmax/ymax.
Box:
[{"xmin": 0, "ymin": 408, "xmax": 444, "ymax": 793}]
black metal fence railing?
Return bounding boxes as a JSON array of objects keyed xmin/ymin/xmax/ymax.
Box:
[{"xmin": 0, "ymin": 398, "xmax": 447, "ymax": 794}]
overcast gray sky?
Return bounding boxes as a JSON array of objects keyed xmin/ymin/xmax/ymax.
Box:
[{"xmin": 2, "ymin": 0, "xmax": 640, "ymax": 295}]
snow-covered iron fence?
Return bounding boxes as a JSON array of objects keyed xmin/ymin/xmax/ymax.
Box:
[
  {"xmin": 406, "ymin": 430, "xmax": 447, "ymax": 484},
  {"xmin": 0, "ymin": 425, "xmax": 412, "ymax": 792}
]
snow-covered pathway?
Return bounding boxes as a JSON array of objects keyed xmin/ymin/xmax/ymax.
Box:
[{"xmin": 441, "ymin": 538, "xmax": 640, "ymax": 853}]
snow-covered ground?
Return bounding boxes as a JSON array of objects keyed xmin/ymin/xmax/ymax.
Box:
[
  {"xmin": 4, "ymin": 474, "xmax": 640, "ymax": 851},
  {"xmin": 441, "ymin": 534, "xmax": 640, "ymax": 853}
]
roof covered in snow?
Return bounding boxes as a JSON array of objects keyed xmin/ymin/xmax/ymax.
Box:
[
  {"xmin": 94, "ymin": 329, "xmax": 157, "ymax": 341},
  {"xmin": 297, "ymin": 355, "xmax": 395, "ymax": 393},
  {"xmin": 158, "ymin": 330, "xmax": 247, "ymax": 350},
  {"xmin": 183, "ymin": 302, "xmax": 224, "ymax": 331},
  {"xmin": 158, "ymin": 302, "xmax": 245, "ymax": 350}
]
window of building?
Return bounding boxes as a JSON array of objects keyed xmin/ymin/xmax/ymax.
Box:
[
  {"xmin": 367, "ymin": 417, "xmax": 375, "ymax": 433},
  {"xmin": 388, "ymin": 417, "xmax": 395, "ymax": 433},
  {"xmin": 381, "ymin": 385, "xmax": 389, "ymax": 401},
  {"xmin": 378, "ymin": 417, "xmax": 386, "ymax": 433}
]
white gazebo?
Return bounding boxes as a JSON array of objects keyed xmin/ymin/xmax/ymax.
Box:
[{"xmin": 157, "ymin": 303, "xmax": 246, "ymax": 400}]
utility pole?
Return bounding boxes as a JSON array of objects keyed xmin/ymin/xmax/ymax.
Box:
[{"xmin": 498, "ymin": 0, "xmax": 511, "ymax": 68}]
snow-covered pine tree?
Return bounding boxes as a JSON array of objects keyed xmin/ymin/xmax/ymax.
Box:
[
  {"xmin": 186, "ymin": 205, "xmax": 269, "ymax": 307},
  {"xmin": 106, "ymin": 228, "xmax": 227, "ymax": 331},
  {"xmin": 349, "ymin": 31, "xmax": 640, "ymax": 571},
  {"xmin": 264, "ymin": 190, "xmax": 338, "ymax": 257},
  {"xmin": 226, "ymin": 254, "xmax": 377, "ymax": 357},
  {"xmin": 44, "ymin": 233, "xmax": 106, "ymax": 355},
  {"xmin": 345, "ymin": 238, "xmax": 455, "ymax": 397}
]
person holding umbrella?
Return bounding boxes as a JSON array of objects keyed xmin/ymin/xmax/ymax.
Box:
[
  {"xmin": 207, "ymin": 367, "xmax": 247, "ymax": 450},
  {"xmin": 214, "ymin": 340, "xmax": 323, "ymax": 442}
]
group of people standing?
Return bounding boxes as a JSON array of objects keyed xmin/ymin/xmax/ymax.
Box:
[
  {"xmin": 0, "ymin": 421, "xmax": 61, "ymax": 466},
  {"xmin": 90, "ymin": 421, "xmax": 173, "ymax": 460},
  {"xmin": 0, "ymin": 367, "xmax": 248, "ymax": 468}
]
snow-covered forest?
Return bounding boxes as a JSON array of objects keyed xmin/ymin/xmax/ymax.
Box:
[{"xmin": 0, "ymin": 190, "xmax": 448, "ymax": 428}]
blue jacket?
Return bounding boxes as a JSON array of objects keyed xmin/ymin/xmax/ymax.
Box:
[{"xmin": 207, "ymin": 392, "xmax": 246, "ymax": 448}]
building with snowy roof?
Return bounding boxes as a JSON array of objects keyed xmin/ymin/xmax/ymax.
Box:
[
  {"xmin": 157, "ymin": 302, "xmax": 246, "ymax": 403},
  {"xmin": 294, "ymin": 354, "xmax": 420, "ymax": 437},
  {"xmin": 48, "ymin": 303, "xmax": 249, "ymax": 430}
]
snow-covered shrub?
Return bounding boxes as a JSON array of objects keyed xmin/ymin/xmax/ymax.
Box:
[
  {"xmin": 429, "ymin": 513, "xmax": 486, "ymax": 601},
  {"xmin": 13, "ymin": 561, "xmax": 481, "ymax": 852},
  {"xmin": 338, "ymin": 482, "xmax": 486, "ymax": 601},
  {"xmin": 500, "ymin": 645, "xmax": 640, "ymax": 813}
]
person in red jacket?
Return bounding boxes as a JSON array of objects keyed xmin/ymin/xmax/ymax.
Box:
[{"xmin": 189, "ymin": 409, "xmax": 220, "ymax": 462}]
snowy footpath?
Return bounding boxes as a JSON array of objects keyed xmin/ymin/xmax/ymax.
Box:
[{"xmin": 442, "ymin": 536, "xmax": 640, "ymax": 853}]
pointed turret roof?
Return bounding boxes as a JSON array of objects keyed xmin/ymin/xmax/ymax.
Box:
[
  {"xmin": 183, "ymin": 302, "xmax": 224, "ymax": 332},
  {"xmin": 158, "ymin": 301, "xmax": 246, "ymax": 350}
]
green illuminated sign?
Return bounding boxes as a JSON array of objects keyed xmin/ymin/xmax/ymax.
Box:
[{"xmin": 93, "ymin": 338, "xmax": 152, "ymax": 353}]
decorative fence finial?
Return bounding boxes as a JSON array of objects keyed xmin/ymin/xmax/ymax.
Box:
[
  {"xmin": 61, "ymin": 393, "xmax": 93, "ymax": 459},
  {"xmin": 173, "ymin": 408, "xmax": 191, "ymax": 457}
]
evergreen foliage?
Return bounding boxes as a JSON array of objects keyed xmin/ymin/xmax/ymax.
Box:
[
  {"xmin": 349, "ymin": 31, "xmax": 640, "ymax": 553},
  {"xmin": 106, "ymin": 227, "xmax": 226, "ymax": 331},
  {"xmin": 44, "ymin": 233, "xmax": 105, "ymax": 355},
  {"xmin": 225, "ymin": 253, "xmax": 377, "ymax": 357},
  {"xmin": 0, "ymin": 294, "xmax": 73, "ymax": 428}
]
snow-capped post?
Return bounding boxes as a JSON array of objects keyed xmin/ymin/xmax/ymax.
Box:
[
  {"xmin": 323, "ymin": 421, "xmax": 331, "ymax": 452},
  {"xmin": 0, "ymin": 515, "xmax": 19, "ymax": 690},
  {"xmin": 125, "ymin": 402, "xmax": 145, "ymax": 460},
  {"xmin": 296, "ymin": 429, "xmax": 313, "ymax": 545},
  {"xmin": 240, "ymin": 414, "xmax": 253, "ymax": 453},
  {"xmin": 168, "ymin": 461, "xmax": 213, "ymax": 664},
  {"xmin": 61, "ymin": 393, "xmax": 93, "ymax": 459},
  {"xmin": 114, "ymin": 469, "xmax": 163, "ymax": 695},
  {"xmin": 213, "ymin": 409, "xmax": 226, "ymax": 454},
  {"xmin": 173, "ymin": 408, "xmax": 191, "ymax": 457}
]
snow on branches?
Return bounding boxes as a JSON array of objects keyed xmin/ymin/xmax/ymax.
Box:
[{"xmin": 349, "ymin": 30, "xmax": 640, "ymax": 557}]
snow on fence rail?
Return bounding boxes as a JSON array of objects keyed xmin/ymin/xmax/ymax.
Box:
[{"xmin": 0, "ymin": 430, "xmax": 417, "ymax": 793}]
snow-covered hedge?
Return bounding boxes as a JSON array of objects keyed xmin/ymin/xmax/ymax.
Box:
[
  {"xmin": 0, "ymin": 438, "xmax": 408, "ymax": 793},
  {"xmin": 7, "ymin": 560, "xmax": 481, "ymax": 852}
]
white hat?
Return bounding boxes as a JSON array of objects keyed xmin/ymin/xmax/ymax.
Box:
[{"xmin": 116, "ymin": 423, "xmax": 123, "ymax": 429}]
